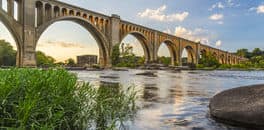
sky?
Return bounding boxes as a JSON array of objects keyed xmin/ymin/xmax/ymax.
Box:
[{"xmin": 1, "ymin": 0, "xmax": 264, "ymax": 62}]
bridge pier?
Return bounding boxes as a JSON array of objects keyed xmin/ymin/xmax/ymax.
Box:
[
  {"xmin": 20, "ymin": 0, "xmax": 37, "ymax": 67},
  {"xmin": 7, "ymin": 0, "xmax": 14, "ymax": 17},
  {"xmin": 0, "ymin": 0, "xmax": 2, "ymax": 10}
]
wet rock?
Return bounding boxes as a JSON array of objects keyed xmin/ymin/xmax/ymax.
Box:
[
  {"xmin": 86, "ymin": 68, "xmax": 104, "ymax": 71},
  {"xmin": 112, "ymin": 68, "xmax": 129, "ymax": 71},
  {"xmin": 136, "ymin": 71, "xmax": 157, "ymax": 77},
  {"xmin": 163, "ymin": 119, "xmax": 189, "ymax": 126},
  {"xmin": 100, "ymin": 75, "xmax": 119, "ymax": 79},
  {"xmin": 171, "ymin": 68, "xmax": 182, "ymax": 73},
  {"xmin": 138, "ymin": 63, "xmax": 166, "ymax": 70},
  {"xmin": 65, "ymin": 67, "xmax": 86, "ymax": 70},
  {"xmin": 209, "ymin": 84, "xmax": 264, "ymax": 128}
]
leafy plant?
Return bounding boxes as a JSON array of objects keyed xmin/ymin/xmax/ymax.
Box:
[{"xmin": 0, "ymin": 68, "xmax": 137, "ymax": 129}]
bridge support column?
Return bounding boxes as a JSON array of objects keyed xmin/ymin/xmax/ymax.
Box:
[
  {"xmin": 7, "ymin": 0, "xmax": 14, "ymax": 17},
  {"xmin": 196, "ymin": 43, "xmax": 201, "ymax": 65},
  {"xmin": 178, "ymin": 39, "xmax": 182, "ymax": 66},
  {"xmin": 17, "ymin": 0, "xmax": 23, "ymax": 23},
  {"xmin": 0, "ymin": 0, "xmax": 2, "ymax": 10},
  {"xmin": 21, "ymin": 27, "xmax": 37, "ymax": 67},
  {"xmin": 20, "ymin": 0, "xmax": 37, "ymax": 67},
  {"xmin": 109, "ymin": 14, "xmax": 121, "ymax": 67},
  {"xmin": 152, "ymin": 32, "xmax": 158, "ymax": 64}
]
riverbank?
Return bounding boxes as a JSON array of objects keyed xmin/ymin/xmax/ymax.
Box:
[{"xmin": 2, "ymin": 64, "xmax": 264, "ymax": 72}]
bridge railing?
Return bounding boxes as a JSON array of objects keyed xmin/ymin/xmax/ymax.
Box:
[{"xmin": 39, "ymin": 0, "xmax": 111, "ymax": 20}]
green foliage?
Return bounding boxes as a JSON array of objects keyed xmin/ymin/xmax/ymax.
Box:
[
  {"xmin": 137, "ymin": 57, "xmax": 145, "ymax": 65},
  {"xmin": 65, "ymin": 58, "xmax": 75, "ymax": 67},
  {"xmin": 0, "ymin": 40, "xmax": 16, "ymax": 66},
  {"xmin": 236, "ymin": 48, "xmax": 264, "ymax": 69},
  {"xmin": 236, "ymin": 48, "xmax": 251, "ymax": 58},
  {"xmin": 198, "ymin": 52, "xmax": 220, "ymax": 68},
  {"xmin": 94, "ymin": 83, "xmax": 137, "ymax": 130},
  {"xmin": 158, "ymin": 56, "xmax": 171, "ymax": 66},
  {"xmin": 231, "ymin": 64, "xmax": 249, "ymax": 69},
  {"xmin": 113, "ymin": 43, "xmax": 145, "ymax": 67},
  {"xmin": 0, "ymin": 69, "xmax": 137, "ymax": 129},
  {"xmin": 252, "ymin": 48, "xmax": 263, "ymax": 56},
  {"xmin": 117, "ymin": 55, "xmax": 145, "ymax": 68},
  {"xmin": 112, "ymin": 44, "xmax": 121, "ymax": 66},
  {"xmin": 36, "ymin": 51, "xmax": 56, "ymax": 67},
  {"xmin": 0, "ymin": 39, "xmax": 64, "ymax": 67},
  {"xmin": 218, "ymin": 64, "xmax": 232, "ymax": 69},
  {"xmin": 196, "ymin": 64, "xmax": 205, "ymax": 69}
]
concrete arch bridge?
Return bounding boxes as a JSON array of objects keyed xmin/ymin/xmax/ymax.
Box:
[{"xmin": 0, "ymin": 0, "xmax": 245, "ymax": 67}]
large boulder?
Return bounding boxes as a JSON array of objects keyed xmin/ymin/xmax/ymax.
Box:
[{"xmin": 209, "ymin": 84, "xmax": 264, "ymax": 128}]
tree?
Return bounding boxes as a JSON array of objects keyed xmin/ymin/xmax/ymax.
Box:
[
  {"xmin": 236, "ymin": 49, "xmax": 250, "ymax": 58},
  {"xmin": 199, "ymin": 52, "xmax": 220, "ymax": 67},
  {"xmin": 36, "ymin": 51, "xmax": 56, "ymax": 67},
  {"xmin": 111, "ymin": 44, "xmax": 120, "ymax": 66},
  {"xmin": 0, "ymin": 40, "xmax": 16, "ymax": 66},
  {"xmin": 65, "ymin": 58, "xmax": 75, "ymax": 67},
  {"xmin": 252, "ymin": 48, "xmax": 263, "ymax": 57},
  {"xmin": 158, "ymin": 56, "xmax": 171, "ymax": 66}
]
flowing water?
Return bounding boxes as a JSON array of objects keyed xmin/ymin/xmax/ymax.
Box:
[{"xmin": 73, "ymin": 69, "xmax": 264, "ymax": 130}]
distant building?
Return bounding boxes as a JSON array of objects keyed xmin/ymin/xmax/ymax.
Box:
[{"xmin": 77, "ymin": 55, "xmax": 98, "ymax": 67}]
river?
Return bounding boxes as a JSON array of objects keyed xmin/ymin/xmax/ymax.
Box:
[{"xmin": 72, "ymin": 69, "xmax": 264, "ymax": 130}]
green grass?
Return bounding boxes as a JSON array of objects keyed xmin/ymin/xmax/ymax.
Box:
[{"xmin": 0, "ymin": 68, "xmax": 137, "ymax": 130}]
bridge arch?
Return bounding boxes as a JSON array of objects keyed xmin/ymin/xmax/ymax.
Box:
[
  {"xmin": 212, "ymin": 52, "xmax": 218, "ymax": 58},
  {"xmin": 157, "ymin": 39, "xmax": 177, "ymax": 66},
  {"xmin": 0, "ymin": 9, "xmax": 22, "ymax": 66},
  {"xmin": 227, "ymin": 56, "xmax": 232, "ymax": 65},
  {"xmin": 219, "ymin": 54, "xmax": 225, "ymax": 64},
  {"xmin": 120, "ymin": 31, "xmax": 151, "ymax": 63},
  {"xmin": 181, "ymin": 45, "xmax": 196, "ymax": 65},
  {"xmin": 36, "ymin": 16, "xmax": 110, "ymax": 67},
  {"xmin": 200, "ymin": 49, "xmax": 207, "ymax": 59}
]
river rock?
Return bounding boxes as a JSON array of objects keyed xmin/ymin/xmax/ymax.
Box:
[
  {"xmin": 136, "ymin": 71, "xmax": 157, "ymax": 77},
  {"xmin": 209, "ymin": 84, "xmax": 264, "ymax": 128},
  {"xmin": 112, "ymin": 68, "xmax": 129, "ymax": 71}
]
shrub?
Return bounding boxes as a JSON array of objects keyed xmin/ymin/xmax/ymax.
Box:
[
  {"xmin": 218, "ymin": 64, "xmax": 232, "ymax": 69},
  {"xmin": 0, "ymin": 68, "xmax": 137, "ymax": 129}
]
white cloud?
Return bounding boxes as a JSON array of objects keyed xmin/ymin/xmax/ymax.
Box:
[
  {"xmin": 163, "ymin": 28, "xmax": 172, "ymax": 34},
  {"xmin": 248, "ymin": 5, "xmax": 264, "ymax": 14},
  {"xmin": 227, "ymin": 0, "xmax": 234, "ymax": 6},
  {"xmin": 215, "ymin": 40, "xmax": 222, "ymax": 47},
  {"xmin": 37, "ymin": 41, "xmax": 99, "ymax": 62},
  {"xmin": 39, "ymin": 41, "xmax": 87, "ymax": 48},
  {"xmin": 138, "ymin": 5, "xmax": 189, "ymax": 22},
  {"xmin": 209, "ymin": 2, "xmax": 225, "ymax": 11},
  {"xmin": 209, "ymin": 0, "xmax": 239, "ymax": 11},
  {"xmin": 209, "ymin": 14, "xmax": 224, "ymax": 21},
  {"xmin": 172, "ymin": 26, "xmax": 215, "ymax": 45},
  {"xmin": 257, "ymin": 5, "xmax": 264, "ymax": 14}
]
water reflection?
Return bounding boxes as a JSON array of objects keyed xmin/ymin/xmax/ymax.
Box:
[
  {"xmin": 73, "ymin": 70, "xmax": 264, "ymax": 130},
  {"xmin": 142, "ymin": 84, "xmax": 159, "ymax": 102}
]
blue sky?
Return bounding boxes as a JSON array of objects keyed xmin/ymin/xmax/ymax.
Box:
[{"xmin": 0, "ymin": 0, "xmax": 264, "ymax": 61}]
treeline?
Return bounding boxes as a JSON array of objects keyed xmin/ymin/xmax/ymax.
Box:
[
  {"xmin": 235, "ymin": 48, "xmax": 264, "ymax": 68},
  {"xmin": 0, "ymin": 40, "xmax": 16, "ymax": 66},
  {"xmin": 0, "ymin": 40, "xmax": 76, "ymax": 67},
  {"xmin": 198, "ymin": 48, "xmax": 264, "ymax": 69}
]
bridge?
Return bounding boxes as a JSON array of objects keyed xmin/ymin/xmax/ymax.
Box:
[{"xmin": 0, "ymin": 0, "xmax": 245, "ymax": 67}]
